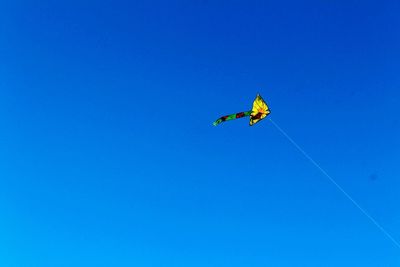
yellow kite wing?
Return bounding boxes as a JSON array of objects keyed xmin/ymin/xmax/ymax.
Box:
[{"xmin": 250, "ymin": 94, "xmax": 270, "ymax": 126}]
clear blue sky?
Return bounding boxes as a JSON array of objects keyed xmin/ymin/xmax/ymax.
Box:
[{"xmin": 1, "ymin": 0, "xmax": 400, "ymax": 266}]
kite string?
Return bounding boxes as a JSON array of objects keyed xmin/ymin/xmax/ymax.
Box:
[{"xmin": 268, "ymin": 118, "xmax": 400, "ymax": 250}]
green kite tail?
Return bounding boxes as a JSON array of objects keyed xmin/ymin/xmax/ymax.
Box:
[{"xmin": 213, "ymin": 111, "xmax": 252, "ymax": 126}]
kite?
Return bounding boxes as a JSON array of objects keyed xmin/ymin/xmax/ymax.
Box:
[{"xmin": 213, "ymin": 94, "xmax": 270, "ymax": 126}]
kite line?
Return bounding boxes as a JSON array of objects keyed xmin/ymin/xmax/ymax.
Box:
[{"xmin": 269, "ymin": 118, "xmax": 400, "ymax": 250}]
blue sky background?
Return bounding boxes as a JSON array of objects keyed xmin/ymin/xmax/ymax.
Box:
[{"xmin": 1, "ymin": 0, "xmax": 400, "ymax": 266}]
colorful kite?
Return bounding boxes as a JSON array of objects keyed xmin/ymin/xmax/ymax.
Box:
[{"xmin": 213, "ymin": 94, "xmax": 270, "ymax": 126}]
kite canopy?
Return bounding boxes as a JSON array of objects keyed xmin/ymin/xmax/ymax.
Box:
[
  {"xmin": 213, "ymin": 93, "xmax": 270, "ymax": 126},
  {"xmin": 249, "ymin": 94, "xmax": 270, "ymax": 126}
]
